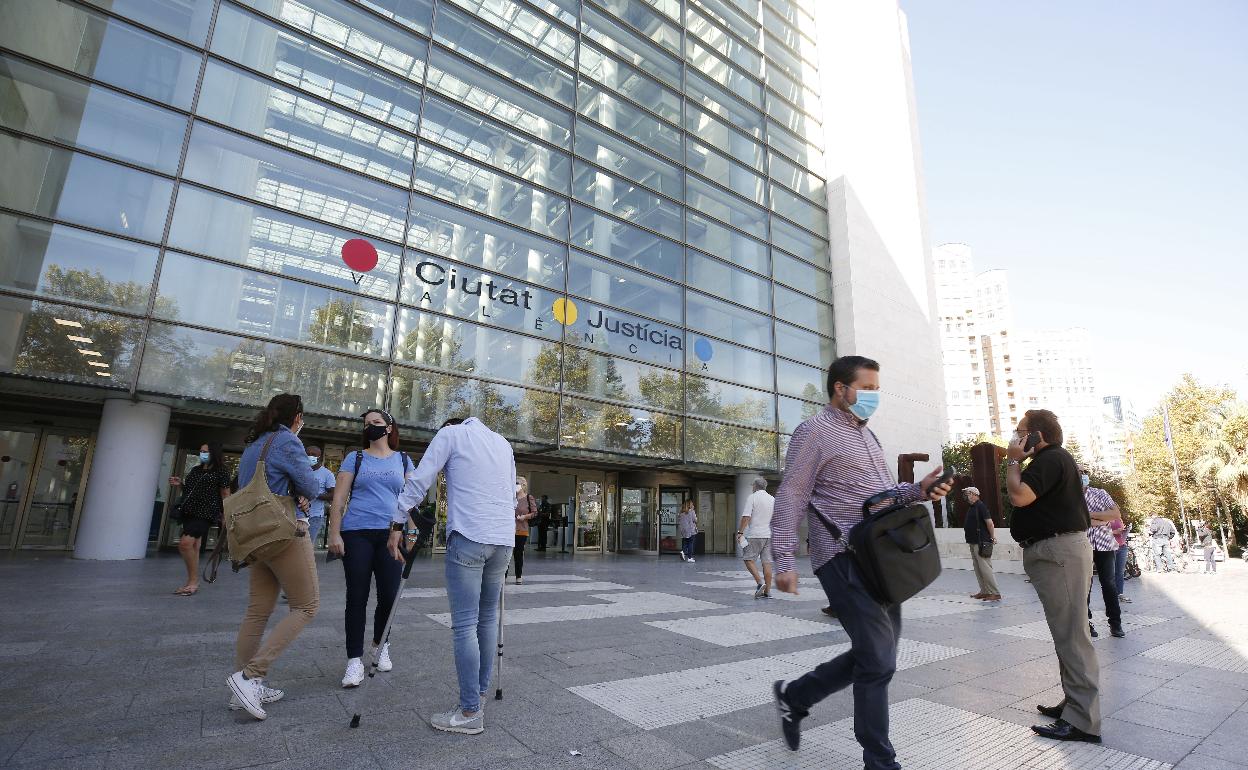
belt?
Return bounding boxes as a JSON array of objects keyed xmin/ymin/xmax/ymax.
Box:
[{"xmin": 1018, "ymin": 530, "xmax": 1083, "ymax": 549}]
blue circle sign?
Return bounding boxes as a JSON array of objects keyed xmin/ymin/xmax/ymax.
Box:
[{"xmin": 694, "ymin": 337, "xmax": 714, "ymax": 362}]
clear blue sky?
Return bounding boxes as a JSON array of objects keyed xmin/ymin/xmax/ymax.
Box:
[{"xmin": 902, "ymin": 0, "xmax": 1248, "ymax": 413}]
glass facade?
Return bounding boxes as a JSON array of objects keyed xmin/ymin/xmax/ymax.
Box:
[{"xmin": 0, "ymin": 0, "xmax": 832, "ymax": 472}]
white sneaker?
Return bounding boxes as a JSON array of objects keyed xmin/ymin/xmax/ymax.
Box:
[
  {"xmin": 375, "ymin": 643, "xmax": 393, "ymax": 672},
  {"xmin": 431, "ymin": 707, "xmax": 484, "ymax": 735},
  {"xmin": 679, "ymin": 552, "xmax": 687, "ymax": 562},
  {"xmin": 342, "ymin": 657, "xmax": 365, "ymax": 688},
  {"xmin": 515, "ymin": 577, "xmax": 523, "ymax": 585},
  {"xmin": 688, "ymin": 557, "xmax": 696, "ymax": 563},
  {"xmin": 229, "ymin": 680, "xmax": 284, "ymax": 711},
  {"xmin": 226, "ymin": 671, "xmax": 266, "ymax": 720}
]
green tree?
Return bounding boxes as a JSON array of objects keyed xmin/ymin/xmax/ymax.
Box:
[{"xmin": 1193, "ymin": 400, "xmax": 1248, "ymax": 550}]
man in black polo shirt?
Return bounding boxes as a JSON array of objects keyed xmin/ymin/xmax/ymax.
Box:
[{"xmin": 1006, "ymin": 409, "xmax": 1101, "ymax": 744}]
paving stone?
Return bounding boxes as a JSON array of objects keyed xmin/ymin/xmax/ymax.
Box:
[
  {"xmin": 646, "ymin": 612, "xmax": 839, "ymax": 647},
  {"xmin": 599, "ymin": 729, "xmax": 703, "ymax": 769},
  {"xmin": 1141, "ymin": 637, "xmax": 1248, "ymax": 674},
  {"xmin": 1110, "ymin": 699, "xmax": 1222, "ymax": 739},
  {"xmin": 427, "ymin": 593, "xmax": 727, "ymax": 627}
]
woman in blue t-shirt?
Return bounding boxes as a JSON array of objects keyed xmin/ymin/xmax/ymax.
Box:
[{"xmin": 327, "ymin": 408, "xmax": 413, "ymax": 688}]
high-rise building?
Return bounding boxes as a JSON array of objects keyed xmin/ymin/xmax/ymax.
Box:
[
  {"xmin": 1099, "ymin": 395, "xmax": 1140, "ymax": 476},
  {"xmin": 1012, "ymin": 327, "xmax": 1103, "ymax": 465},
  {"xmin": 932, "ymin": 243, "xmax": 991, "ymax": 442},
  {"xmin": 973, "ymin": 269, "xmax": 1020, "ymax": 436}
]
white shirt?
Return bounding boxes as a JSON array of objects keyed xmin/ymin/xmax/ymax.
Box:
[
  {"xmin": 742, "ymin": 489, "xmax": 775, "ymax": 539},
  {"xmin": 396, "ymin": 418, "xmax": 516, "ymax": 547}
]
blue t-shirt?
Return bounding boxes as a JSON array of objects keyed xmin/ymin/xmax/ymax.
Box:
[
  {"xmin": 342, "ymin": 450, "xmax": 407, "ymax": 531},
  {"xmin": 307, "ymin": 465, "xmax": 336, "ymax": 519}
]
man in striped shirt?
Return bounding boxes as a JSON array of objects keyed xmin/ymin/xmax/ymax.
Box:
[
  {"xmin": 1082, "ymin": 469, "xmax": 1125, "ymax": 638},
  {"xmin": 770, "ymin": 356, "xmax": 952, "ymax": 769}
]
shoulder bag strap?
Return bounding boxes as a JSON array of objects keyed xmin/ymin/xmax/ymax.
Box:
[{"xmin": 348, "ymin": 450, "xmax": 364, "ymax": 500}]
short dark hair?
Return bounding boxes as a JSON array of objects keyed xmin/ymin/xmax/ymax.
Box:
[
  {"xmin": 826, "ymin": 355, "xmax": 880, "ymax": 399},
  {"xmin": 1023, "ymin": 409, "xmax": 1064, "ymax": 446}
]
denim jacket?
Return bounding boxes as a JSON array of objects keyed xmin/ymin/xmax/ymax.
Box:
[{"xmin": 237, "ymin": 424, "xmax": 318, "ymax": 519}]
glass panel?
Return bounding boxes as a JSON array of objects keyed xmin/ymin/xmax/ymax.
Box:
[
  {"xmin": 560, "ymin": 347, "xmax": 682, "ymax": 412},
  {"xmin": 196, "ymin": 60, "xmax": 416, "ymax": 187},
  {"xmin": 168, "ymin": 184, "xmax": 402, "ymax": 300},
  {"xmin": 420, "ymin": 94, "xmax": 571, "ymax": 193},
  {"xmin": 576, "ymin": 82, "xmax": 681, "ymax": 161},
  {"xmin": 559, "ymin": 397, "xmax": 681, "ymax": 460},
  {"xmin": 0, "ymin": 296, "xmax": 140, "ymax": 387},
  {"xmin": 238, "ymin": 0, "xmax": 430, "ymax": 70},
  {"xmin": 0, "ymin": 135, "xmax": 173, "ymax": 243},
  {"xmin": 0, "ymin": 430, "xmax": 38, "ymax": 548},
  {"xmin": 686, "ymin": 3, "xmax": 762, "ymax": 72},
  {"xmin": 774, "ymin": 284, "xmax": 833, "ymax": 333},
  {"xmin": 763, "ymin": 28, "xmax": 817, "ymax": 88},
  {"xmin": 181, "ymin": 123, "xmax": 408, "ymax": 243},
  {"xmin": 414, "ymin": 143, "xmax": 568, "ymax": 239},
  {"xmin": 81, "ymin": 0, "xmax": 213, "ymax": 43},
  {"xmin": 569, "ymin": 204, "xmax": 682, "ymax": 280},
  {"xmin": 685, "ymin": 212, "xmax": 768, "ymax": 274},
  {"xmin": 684, "ymin": 104, "xmax": 765, "ymax": 168},
  {"xmin": 770, "ymin": 215, "xmax": 829, "ymax": 267},
  {"xmin": 765, "ymin": 63, "xmax": 821, "ymax": 118},
  {"xmin": 582, "ymin": 5, "xmax": 680, "ymax": 88},
  {"xmin": 772, "ymin": 250, "xmax": 832, "ymax": 301},
  {"xmin": 597, "ymin": 0, "xmax": 681, "ymax": 54},
  {"xmin": 568, "ymin": 249, "xmax": 682, "ymax": 324},
  {"xmin": 1, "ymin": 0, "xmax": 201, "ymax": 109},
  {"xmin": 445, "ymin": 0, "xmax": 576, "ymax": 65},
  {"xmin": 426, "ymin": 47, "xmax": 571, "ymax": 149},
  {"xmin": 138, "ymin": 322, "xmax": 388, "ymax": 415},
  {"xmin": 775, "ymin": 321, "xmax": 833, "ymax": 368},
  {"xmin": 400, "ymin": 255, "xmax": 562, "ymax": 339},
  {"xmin": 19, "ymin": 433, "xmax": 89, "ymax": 548},
  {"xmin": 393, "ymin": 308, "xmax": 558, "ymax": 387},
  {"xmin": 695, "ymin": 0, "xmax": 760, "ymax": 44},
  {"xmin": 390, "ymin": 365, "xmax": 560, "ymax": 442},
  {"xmin": 686, "ymin": 375, "xmax": 775, "ymax": 428},
  {"xmin": 686, "ymin": 418, "xmax": 777, "ymax": 469},
  {"xmin": 685, "ymin": 250, "xmax": 770, "ymax": 309},
  {"xmin": 435, "ymin": 4, "xmax": 575, "ymax": 106},
  {"xmin": 686, "ymin": 139, "xmax": 766, "ymax": 204},
  {"xmin": 685, "ymin": 175, "xmax": 767, "ymax": 238},
  {"xmin": 575, "ymin": 478, "xmax": 604, "ymax": 550},
  {"xmin": 0, "ymin": 55, "xmax": 187, "ymax": 175},
  {"xmin": 572, "ymin": 161, "xmax": 682, "ymax": 242},
  {"xmin": 778, "ymin": 394, "xmax": 822, "ymax": 433},
  {"xmin": 686, "ymin": 70, "xmax": 763, "ymax": 137},
  {"xmin": 407, "ymin": 193, "xmax": 566, "ymax": 289},
  {"xmin": 561, "ymin": 298, "xmax": 685, "ymax": 369},
  {"xmin": 577, "ymin": 41, "xmax": 681, "ymax": 125},
  {"xmin": 686, "ymin": 290, "xmax": 772, "ymax": 351},
  {"xmin": 0, "ymin": 213, "xmax": 158, "ymax": 313},
  {"xmin": 619, "ymin": 486, "xmax": 653, "ymax": 550},
  {"xmin": 212, "ymin": 3, "xmax": 425, "ymax": 134},
  {"xmin": 574, "ymin": 121, "xmax": 682, "ymax": 199},
  {"xmin": 768, "ymin": 119, "xmax": 825, "ymax": 174},
  {"xmin": 155, "ymin": 252, "xmax": 394, "ymax": 356},
  {"xmin": 768, "ymin": 150, "xmax": 826, "ymax": 203},
  {"xmin": 766, "ymin": 92, "xmax": 821, "ymax": 147},
  {"xmin": 775, "ymin": 356, "xmax": 824, "ymax": 400},
  {"xmin": 686, "ymin": 334, "xmax": 773, "ymax": 391},
  {"xmin": 763, "ymin": 4, "xmax": 816, "ymax": 58},
  {"xmin": 686, "ymin": 36, "xmax": 763, "ymax": 106},
  {"xmin": 771, "ymin": 185, "xmax": 828, "ymax": 237}
]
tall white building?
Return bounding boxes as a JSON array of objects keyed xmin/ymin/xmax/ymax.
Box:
[
  {"xmin": 974, "ymin": 269, "xmax": 1021, "ymax": 436},
  {"xmin": 932, "ymin": 244, "xmax": 992, "ymax": 441},
  {"xmin": 1013, "ymin": 328, "xmax": 1104, "ymax": 465},
  {"xmin": 1099, "ymin": 395, "xmax": 1141, "ymax": 476}
]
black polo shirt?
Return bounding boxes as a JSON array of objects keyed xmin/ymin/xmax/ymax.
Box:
[{"xmin": 1009, "ymin": 444, "xmax": 1090, "ymax": 543}]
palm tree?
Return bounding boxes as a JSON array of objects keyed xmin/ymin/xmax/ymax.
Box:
[{"xmin": 1193, "ymin": 401, "xmax": 1248, "ymax": 549}]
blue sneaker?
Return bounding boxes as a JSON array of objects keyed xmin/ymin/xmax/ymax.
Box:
[{"xmin": 773, "ymin": 680, "xmax": 807, "ymax": 751}]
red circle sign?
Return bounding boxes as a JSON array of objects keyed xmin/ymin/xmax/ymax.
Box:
[{"xmin": 341, "ymin": 238, "xmax": 378, "ymax": 272}]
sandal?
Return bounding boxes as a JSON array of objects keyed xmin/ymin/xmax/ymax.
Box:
[{"xmin": 174, "ymin": 586, "xmax": 199, "ymax": 596}]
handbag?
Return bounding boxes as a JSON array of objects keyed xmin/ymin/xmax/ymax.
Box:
[
  {"xmin": 978, "ymin": 542, "xmax": 993, "ymax": 559},
  {"xmin": 222, "ymin": 433, "xmax": 298, "ymax": 570}
]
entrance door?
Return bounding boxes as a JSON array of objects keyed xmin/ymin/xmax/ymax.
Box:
[
  {"xmin": 162, "ymin": 447, "xmax": 240, "ymax": 549},
  {"xmin": 618, "ymin": 487, "xmax": 654, "ymax": 552},
  {"xmin": 575, "ymin": 478, "xmax": 604, "ymax": 552},
  {"xmin": 0, "ymin": 430, "xmax": 39, "ymax": 548},
  {"xmin": 658, "ymin": 487, "xmax": 690, "ymax": 555},
  {"xmin": 1, "ymin": 429, "xmax": 93, "ymax": 550}
]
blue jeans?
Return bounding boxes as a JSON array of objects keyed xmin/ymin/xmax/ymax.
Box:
[
  {"xmin": 445, "ymin": 531, "xmax": 511, "ymax": 713},
  {"xmin": 681, "ymin": 535, "xmax": 696, "ymax": 558},
  {"xmin": 307, "ymin": 516, "xmax": 325, "ymax": 548},
  {"xmin": 787, "ymin": 555, "xmax": 902, "ymax": 770},
  {"xmin": 1113, "ymin": 545, "xmax": 1128, "ymax": 594}
]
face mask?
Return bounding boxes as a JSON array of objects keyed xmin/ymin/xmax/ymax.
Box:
[
  {"xmin": 198, "ymin": 452, "xmax": 211, "ymax": 464},
  {"xmin": 307, "ymin": 455, "xmax": 319, "ymax": 467},
  {"xmin": 1080, "ymin": 474, "xmax": 1090, "ymax": 487},
  {"xmin": 847, "ymin": 389, "xmax": 880, "ymax": 421},
  {"xmin": 364, "ymin": 423, "xmax": 389, "ymax": 442}
]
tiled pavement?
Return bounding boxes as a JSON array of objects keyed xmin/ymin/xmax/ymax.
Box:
[{"xmin": 2, "ymin": 550, "xmax": 1247, "ymax": 769}]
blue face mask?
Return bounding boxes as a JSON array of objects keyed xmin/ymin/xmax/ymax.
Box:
[
  {"xmin": 847, "ymin": 389, "xmax": 880, "ymax": 421},
  {"xmin": 1080, "ymin": 474, "xmax": 1090, "ymax": 487},
  {"xmin": 198, "ymin": 452, "xmax": 210, "ymax": 464},
  {"xmin": 307, "ymin": 455, "xmax": 319, "ymax": 467}
]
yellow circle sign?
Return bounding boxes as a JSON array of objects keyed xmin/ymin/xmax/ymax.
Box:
[{"xmin": 553, "ymin": 297, "xmax": 578, "ymax": 325}]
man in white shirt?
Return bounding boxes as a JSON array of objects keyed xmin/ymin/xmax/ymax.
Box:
[
  {"xmin": 391, "ymin": 417, "xmax": 515, "ymax": 737},
  {"xmin": 736, "ymin": 478, "xmax": 776, "ymax": 599}
]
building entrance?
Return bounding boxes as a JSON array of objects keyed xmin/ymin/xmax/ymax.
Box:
[{"xmin": 0, "ymin": 427, "xmax": 94, "ymax": 550}]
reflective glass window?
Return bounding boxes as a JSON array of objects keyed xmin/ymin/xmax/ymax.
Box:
[
  {"xmin": 0, "ymin": 296, "xmax": 139, "ymax": 388},
  {"xmin": 390, "ymin": 365, "xmax": 559, "ymax": 443},
  {"xmin": 576, "ymin": 82, "xmax": 681, "ymax": 161},
  {"xmin": 694, "ymin": 0, "xmax": 760, "ymax": 45},
  {"xmin": 407, "ymin": 193, "xmax": 566, "ymax": 289},
  {"xmin": 181, "ymin": 123, "xmax": 408, "ymax": 243},
  {"xmin": 211, "ymin": 3, "xmax": 424, "ymax": 134},
  {"xmin": 196, "ymin": 60, "xmax": 416, "ymax": 187},
  {"xmin": 138, "ymin": 322, "xmax": 388, "ymax": 416},
  {"xmin": 685, "ymin": 250, "xmax": 769, "ymax": 310},
  {"xmin": 0, "ymin": 213, "xmax": 157, "ymax": 313},
  {"xmin": 763, "ymin": 30, "xmax": 817, "ymax": 89},
  {"xmin": 765, "ymin": 56, "xmax": 822, "ymax": 118},
  {"xmin": 772, "ymin": 251, "xmax": 831, "ymax": 301},
  {"xmin": 686, "ymin": 70, "xmax": 764, "ymax": 137},
  {"xmin": 569, "ymin": 204, "xmax": 682, "ymax": 280},
  {"xmin": 415, "ymin": 144, "xmax": 568, "ymax": 239},
  {"xmin": 763, "ymin": 0, "xmax": 814, "ymax": 33},
  {"xmin": 582, "ymin": 5, "xmax": 680, "ymax": 89},
  {"xmin": 0, "ymin": 135, "xmax": 173, "ymax": 243},
  {"xmin": 774, "ymin": 285, "xmax": 833, "ymax": 334},
  {"xmin": 562, "ymin": 298, "xmax": 685, "ymax": 369},
  {"xmin": 685, "ymin": 176, "xmax": 767, "ymax": 239},
  {"xmin": 1, "ymin": 0, "xmax": 201, "ymax": 110},
  {"xmin": 768, "ymin": 119, "xmax": 825, "ymax": 172},
  {"xmin": 426, "ymin": 47, "xmax": 571, "ymax": 149},
  {"xmin": 578, "ymin": 41, "xmax": 680, "ymax": 125},
  {"xmin": 686, "ymin": 36, "xmax": 763, "ymax": 106},
  {"xmin": 770, "ymin": 215, "xmax": 829, "ymax": 267},
  {"xmin": 766, "ymin": 91, "xmax": 820, "ymax": 146},
  {"xmin": 168, "ymin": 184, "xmax": 402, "ymax": 300},
  {"xmin": 686, "ymin": 375, "xmax": 775, "ymax": 429},
  {"xmin": 596, "ymin": 0, "xmax": 681, "ymax": 54},
  {"xmin": 763, "ymin": 3, "xmax": 817, "ymax": 56},
  {"xmin": 568, "ymin": 250, "xmax": 682, "ymax": 324},
  {"xmin": 686, "ymin": 139, "xmax": 766, "ymax": 205},
  {"xmin": 352, "ymin": 0, "xmax": 435, "ymax": 34},
  {"xmin": 420, "ymin": 94, "xmax": 571, "ymax": 193},
  {"xmin": 684, "ymin": 104, "xmax": 765, "ymax": 167},
  {"xmin": 771, "ymin": 185, "xmax": 829, "ymax": 237},
  {"xmin": 560, "ymin": 347, "xmax": 682, "ymax": 412},
  {"xmin": 775, "ymin": 321, "xmax": 833, "ymax": 368},
  {"xmin": 686, "ymin": 4, "xmax": 762, "ymax": 73},
  {"xmin": 435, "ymin": 4, "xmax": 575, "ymax": 106},
  {"xmin": 572, "ymin": 161, "xmax": 682, "ymax": 242},
  {"xmin": 686, "ymin": 290, "xmax": 772, "ymax": 351},
  {"xmin": 777, "ymin": 394, "xmax": 822, "ymax": 433},
  {"xmin": 560, "ymin": 397, "xmax": 682, "ymax": 460},
  {"xmin": 574, "ymin": 121, "xmax": 682, "ymax": 199},
  {"xmin": 687, "ymin": 334, "xmax": 773, "ymax": 391},
  {"xmin": 239, "ymin": 0, "xmax": 431, "ymax": 65},
  {"xmin": 685, "ymin": 212, "xmax": 768, "ymax": 274},
  {"xmin": 768, "ymin": 150, "xmax": 826, "ymax": 204},
  {"xmin": 445, "ymin": 0, "xmax": 576, "ymax": 65},
  {"xmin": 155, "ymin": 252, "xmax": 394, "ymax": 357},
  {"xmin": 0, "ymin": 55, "xmax": 187, "ymax": 175},
  {"xmin": 775, "ymin": 356, "xmax": 823, "ymax": 400},
  {"xmin": 393, "ymin": 309, "xmax": 557, "ymax": 387},
  {"xmin": 80, "ymin": 0, "xmax": 213, "ymax": 44},
  {"xmin": 400, "ymin": 255, "xmax": 562, "ymax": 340},
  {"xmin": 686, "ymin": 418, "xmax": 778, "ymax": 470}
]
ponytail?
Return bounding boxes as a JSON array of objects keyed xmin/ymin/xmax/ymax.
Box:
[{"xmin": 246, "ymin": 394, "xmax": 304, "ymax": 443}]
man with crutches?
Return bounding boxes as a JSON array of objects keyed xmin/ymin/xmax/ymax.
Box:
[{"xmin": 388, "ymin": 417, "xmax": 516, "ymax": 735}]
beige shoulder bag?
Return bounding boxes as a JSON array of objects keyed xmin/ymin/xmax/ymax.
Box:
[{"xmin": 223, "ymin": 432, "xmax": 297, "ymax": 570}]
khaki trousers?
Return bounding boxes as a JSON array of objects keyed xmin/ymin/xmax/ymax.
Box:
[
  {"xmin": 968, "ymin": 544, "xmax": 1000, "ymax": 596},
  {"xmin": 1023, "ymin": 532, "xmax": 1101, "ymax": 734},
  {"xmin": 235, "ymin": 535, "xmax": 319, "ymax": 679}
]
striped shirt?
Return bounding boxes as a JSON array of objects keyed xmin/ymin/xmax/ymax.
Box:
[
  {"xmin": 1083, "ymin": 486, "xmax": 1119, "ymax": 552},
  {"xmin": 771, "ymin": 405, "xmax": 926, "ymax": 575}
]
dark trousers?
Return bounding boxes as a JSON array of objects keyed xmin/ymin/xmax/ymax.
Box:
[
  {"xmin": 1088, "ymin": 549, "xmax": 1122, "ymax": 629},
  {"xmin": 681, "ymin": 535, "xmax": 696, "ymax": 559},
  {"xmin": 341, "ymin": 529, "xmax": 402, "ymax": 658},
  {"xmin": 787, "ymin": 555, "xmax": 902, "ymax": 770},
  {"xmin": 536, "ymin": 523, "xmax": 548, "ymax": 550},
  {"xmin": 513, "ymin": 534, "xmax": 528, "ymax": 578}
]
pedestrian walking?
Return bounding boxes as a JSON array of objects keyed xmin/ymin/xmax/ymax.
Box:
[
  {"xmin": 169, "ymin": 442, "xmax": 230, "ymax": 596},
  {"xmin": 392, "ymin": 416, "xmax": 516, "ymax": 736},
  {"xmin": 678, "ymin": 500, "xmax": 698, "ymax": 562},
  {"xmin": 1196, "ymin": 521, "xmax": 1217, "ymax": 573},
  {"xmin": 226, "ymin": 394, "xmax": 319, "ymax": 720},
  {"xmin": 962, "ymin": 487, "xmax": 1000, "ymax": 601},
  {"xmin": 1082, "ymin": 470, "xmax": 1124, "ymax": 638},
  {"xmin": 304, "ymin": 446, "xmax": 335, "ymax": 549},
  {"xmin": 513, "ymin": 477, "xmax": 537, "ymax": 584},
  {"xmin": 327, "ymin": 409, "xmax": 414, "ymax": 688},
  {"xmin": 737, "ymin": 478, "xmax": 775, "ymax": 598},
  {"xmin": 770, "ymin": 355, "xmax": 953, "ymax": 768},
  {"xmin": 535, "ymin": 494, "xmax": 551, "ymax": 551},
  {"xmin": 1148, "ymin": 515, "xmax": 1179, "ymax": 572},
  {"xmin": 1006, "ymin": 409, "xmax": 1101, "ymax": 744}
]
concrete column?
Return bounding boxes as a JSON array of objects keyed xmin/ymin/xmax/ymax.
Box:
[{"xmin": 74, "ymin": 398, "xmax": 171, "ymax": 560}]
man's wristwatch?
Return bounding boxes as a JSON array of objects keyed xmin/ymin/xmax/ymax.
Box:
[
  {"xmin": 390, "ymin": 521, "xmax": 405, "ymax": 532},
  {"xmin": 1006, "ymin": 459, "xmax": 1021, "ymax": 467}
]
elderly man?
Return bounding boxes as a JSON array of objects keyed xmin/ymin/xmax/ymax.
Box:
[
  {"xmin": 737, "ymin": 477, "xmax": 776, "ymax": 598},
  {"xmin": 963, "ymin": 487, "xmax": 999, "ymax": 601}
]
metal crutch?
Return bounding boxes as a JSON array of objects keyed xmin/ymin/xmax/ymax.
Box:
[{"xmin": 493, "ymin": 580, "xmax": 506, "ymax": 700}]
